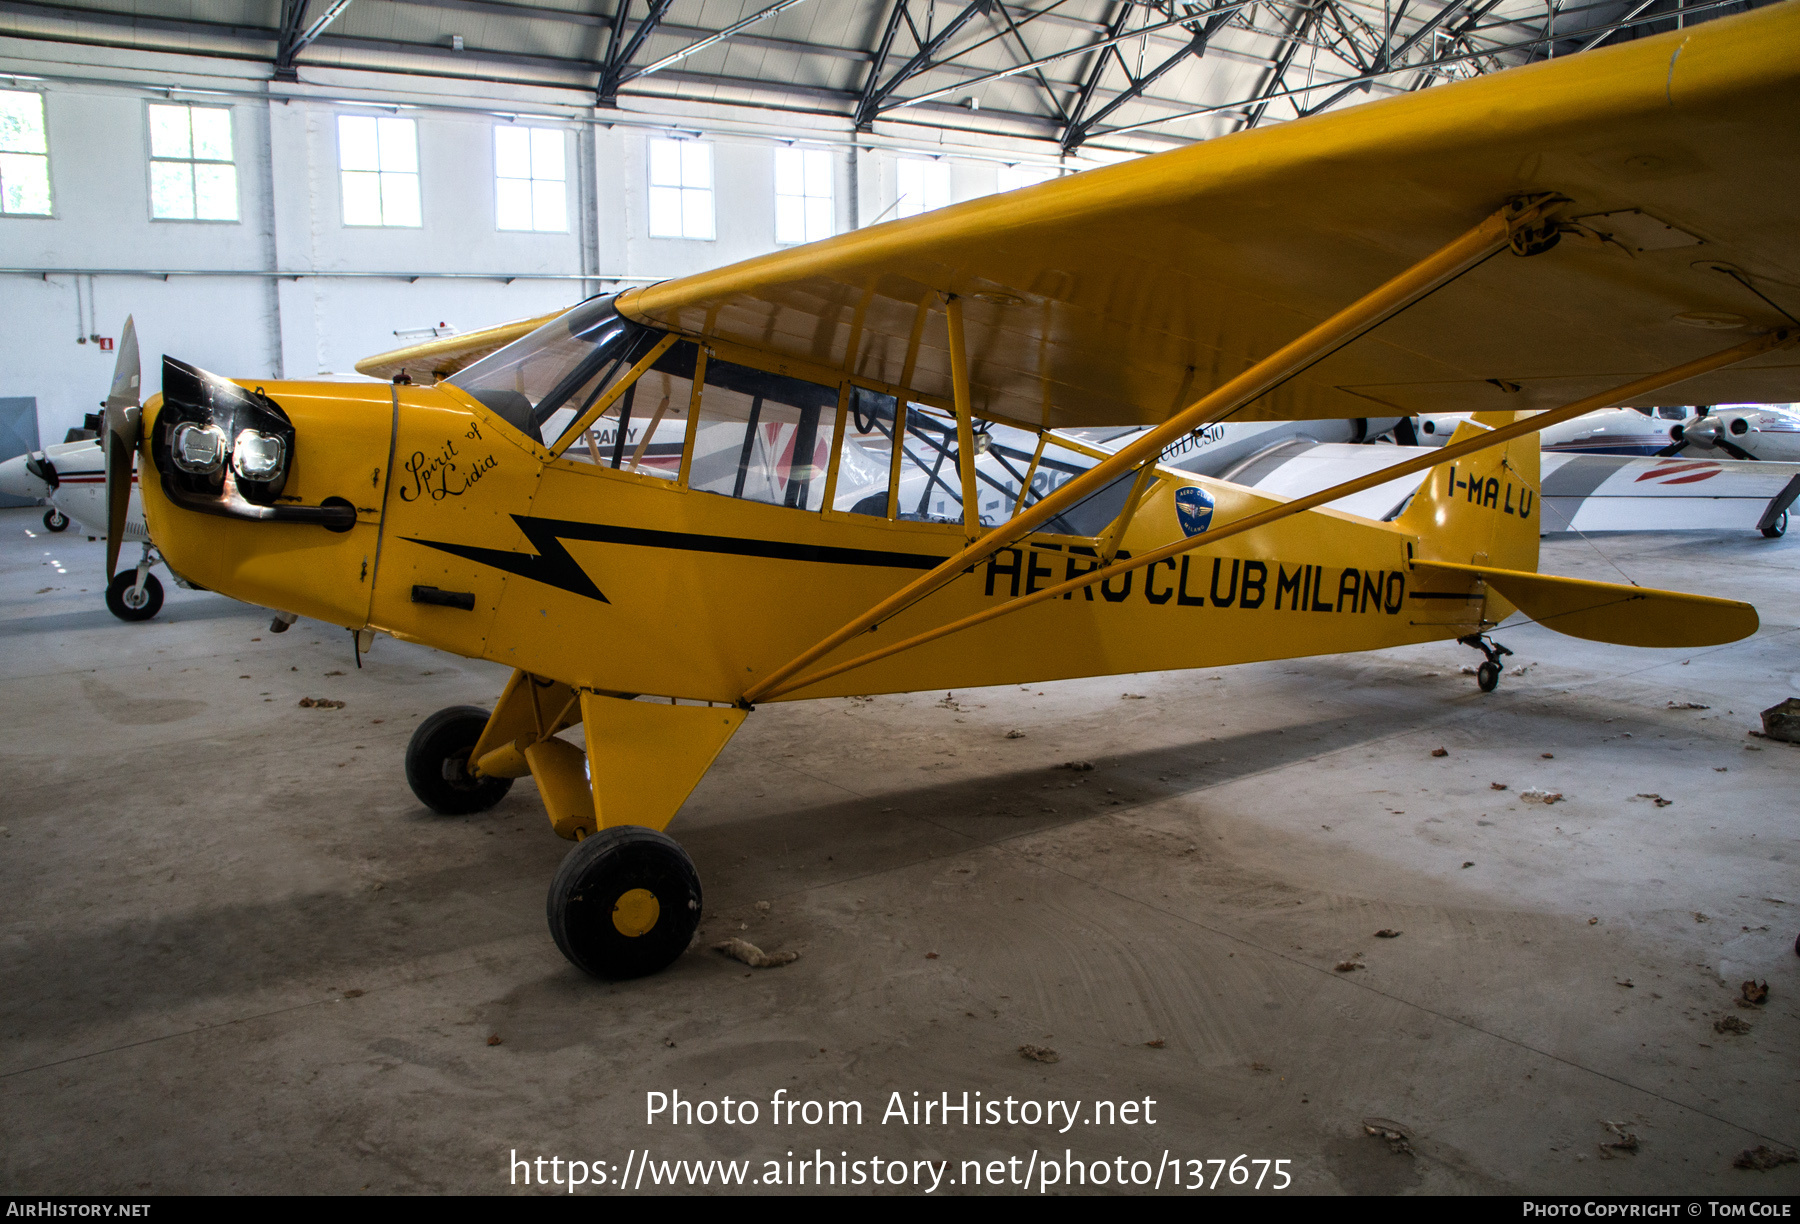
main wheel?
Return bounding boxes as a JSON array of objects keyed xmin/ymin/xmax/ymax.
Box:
[
  {"xmin": 43, "ymin": 509, "xmax": 69, "ymax": 532},
  {"xmin": 105, "ymin": 570, "xmax": 163, "ymax": 621},
  {"xmin": 1762, "ymin": 510, "xmax": 1788, "ymax": 539},
  {"xmin": 547, "ymin": 826, "xmax": 702, "ymax": 980},
  {"xmin": 1476, "ymin": 660, "xmax": 1500, "ymax": 693},
  {"xmin": 405, "ymin": 705, "xmax": 513, "ymax": 815}
]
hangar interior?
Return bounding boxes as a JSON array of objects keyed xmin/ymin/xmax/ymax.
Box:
[{"xmin": 2, "ymin": 0, "xmax": 1797, "ymax": 1197}]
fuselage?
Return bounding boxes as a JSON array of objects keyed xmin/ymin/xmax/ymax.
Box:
[{"xmin": 138, "ymin": 307, "xmax": 1524, "ymax": 703}]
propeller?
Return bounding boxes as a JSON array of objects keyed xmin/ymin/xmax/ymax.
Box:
[
  {"xmin": 103, "ymin": 316, "xmax": 140, "ymax": 580},
  {"xmin": 1658, "ymin": 413, "xmax": 1760, "ymax": 461}
]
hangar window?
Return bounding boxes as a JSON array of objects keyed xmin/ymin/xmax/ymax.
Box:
[
  {"xmin": 774, "ymin": 147, "xmax": 832, "ymax": 244},
  {"xmin": 895, "ymin": 158, "xmax": 950, "ymax": 218},
  {"xmin": 494, "ymin": 124, "xmax": 567, "ymax": 232},
  {"xmin": 648, "ymin": 137, "xmax": 713, "ymax": 240},
  {"xmin": 147, "ymin": 103, "xmax": 237, "ymax": 222},
  {"xmin": 689, "ymin": 358, "xmax": 838, "ymax": 509},
  {"xmin": 338, "ymin": 115, "xmax": 420, "ymax": 227},
  {"xmin": 0, "ymin": 90, "xmax": 52, "ymax": 216}
]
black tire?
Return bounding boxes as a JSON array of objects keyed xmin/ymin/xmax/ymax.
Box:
[
  {"xmin": 547, "ymin": 826, "xmax": 702, "ymax": 980},
  {"xmin": 404, "ymin": 705, "xmax": 513, "ymax": 815},
  {"xmin": 1761, "ymin": 510, "xmax": 1787, "ymax": 539},
  {"xmin": 43, "ymin": 509, "xmax": 68, "ymax": 532},
  {"xmin": 1476, "ymin": 661, "xmax": 1500, "ymax": 693},
  {"xmin": 105, "ymin": 570, "xmax": 163, "ymax": 621}
]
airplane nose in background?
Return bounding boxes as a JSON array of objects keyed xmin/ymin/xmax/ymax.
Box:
[{"xmin": 0, "ymin": 454, "xmax": 48, "ymax": 500}]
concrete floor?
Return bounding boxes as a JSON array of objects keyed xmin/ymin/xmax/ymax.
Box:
[{"xmin": 1, "ymin": 504, "xmax": 1795, "ymax": 1196}]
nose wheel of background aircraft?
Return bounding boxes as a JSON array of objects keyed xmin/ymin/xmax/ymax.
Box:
[
  {"xmin": 405, "ymin": 706, "xmax": 515, "ymax": 815},
  {"xmin": 1458, "ymin": 633, "xmax": 1513, "ymax": 693},
  {"xmin": 547, "ymin": 826, "xmax": 702, "ymax": 980},
  {"xmin": 1762, "ymin": 510, "xmax": 1788, "ymax": 539},
  {"xmin": 43, "ymin": 509, "xmax": 68, "ymax": 532}
]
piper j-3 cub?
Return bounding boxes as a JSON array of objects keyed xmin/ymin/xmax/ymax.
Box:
[{"xmin": 108, "ymin": 4, "xmax": 1798, "ymax": 980}]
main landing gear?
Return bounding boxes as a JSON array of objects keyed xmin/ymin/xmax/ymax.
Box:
[
  {"xmin": 1459, "ymin": 633, "xmax": 1513, "ymax": 693},
  {"xmin": 404, "ymin": 682, "xmax": 733, "ymax": 981},
  {"xmin": 43, "ymin": 508, "xmax": 69, "ymax": 532}
]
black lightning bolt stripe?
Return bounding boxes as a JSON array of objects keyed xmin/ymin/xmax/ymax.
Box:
[{"xmin": 406, "ymin": 514, "xmax": 946, "ymax": 604}]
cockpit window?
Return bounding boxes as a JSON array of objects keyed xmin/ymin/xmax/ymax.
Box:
[{"xmin": 448, "ymin": 295, "xmax": 658, "ymax": 444}]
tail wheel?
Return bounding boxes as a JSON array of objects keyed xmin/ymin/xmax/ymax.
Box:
[
  {"xmin": 547, "ymin": 827, "xmax": 701, "ymax": 980},
  {"xmin": 43, "ymin": 509, "xmax": 69, "ymax": 532},
  {"xmin": 405, "ymin": 705, "xmax": 513, "ymax": 815},
  {"xmin": 1476, "ymin": 661, "xmax": 1501, "ymax": 693},
  {"xmin": 1762, "ymin": 510, "xmax": 1787, "ymax": 539},
  {"xmin": 105, "ymin": 570, "xmax": 163, "ymax": 621}
]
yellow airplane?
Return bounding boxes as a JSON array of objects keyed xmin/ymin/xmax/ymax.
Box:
[{"xmin": 103, "ymin": 3, "xmax": 1798, "ymax": 979}]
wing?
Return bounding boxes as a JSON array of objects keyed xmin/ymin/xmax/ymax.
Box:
[
  {"xmin": 354, "ymin": 311, "xmax": 568, "ymax": 383},
  {"xmin": 618, "ymin": 3, "xmax": 1800, "ymax": 431}
]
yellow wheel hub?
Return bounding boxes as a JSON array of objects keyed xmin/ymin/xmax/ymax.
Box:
[{"xmin": 612, "ymin": 888, "xmax": 661, "ymax": 937}]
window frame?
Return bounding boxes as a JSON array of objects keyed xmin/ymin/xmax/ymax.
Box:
[
  {"xmin": 144, "ymin": 100, "xmax": 240, "ymax": 225},
  {"xmin": 894, "ymin": 156, "xmax": 951, "ymax": 219},
  {"xmin": 645, "ymin": 136, "xmax": 715, "ymax": 241},
  {"xmin": 529, "ymin": 325, "xmax": 1114, "ymax": 547},
  {"xmin": 493, "ymin": 122, "xmax": 570, "ymax": 234},
  {"xmin": 336, "ymin": 113, "xmax": 422, "ymax": 229},
  {"xmin": 0, "ymin": 87, "xmax": 54, "ymax": 219},
  {"xmin": 773, "ymin": 146, "xmax": 833, "ymax": 245}
]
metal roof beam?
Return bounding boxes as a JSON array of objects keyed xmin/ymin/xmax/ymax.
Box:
[
  {"xmin": 1060, "ymin": 2, "xmax": 1237, "ymax": 153},
  {"xmin": 274, "ymin": 0, "xmax": 353, "ymax": 81},
  {"xmin": 621, "ymin": 0, "xmax": 817, "ymax": 84},
  {"xmin": 598, "ymin": 0, "xmax": 675, "ymax": 106}
]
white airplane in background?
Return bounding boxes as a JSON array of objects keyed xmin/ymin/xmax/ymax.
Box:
[
  {"xmin": 1123, "ymin": 414, "xmax": 1800, "ymax": 539},
  {"xmin": 0, "ymin": 437, "xmax": 171, "ymax": 620},
  {"xmin": 1418, "ymin": 404, "xmax": 1800, "ymax": 462}
]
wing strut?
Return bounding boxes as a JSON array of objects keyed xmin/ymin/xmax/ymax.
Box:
[
  {"xmin": 754, "ymin": 327, "xmax": 1792, "ymax": 701},
  {"xmin": 740, "ymin": 196, "xmax": 1553, "ymax": 705}
]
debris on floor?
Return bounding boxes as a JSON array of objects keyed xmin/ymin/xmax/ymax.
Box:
[
  {"xmin": 1120, "ymin": 693, "xmax": 1145, "ymax": 700},
  {"xmin": 714, "ymin": 938, "xmax": 798, "ymax": 968},
  {"xmin": 1362, "ymin": 1118, "xmax": 1415, "ymax": 1156},
  {"xmin": 1334, "ymin": 959, "xmax": 1365, "ymax": 972},
  {"xmin": 1597, "ymin": 1121, "xmax": 1639, "ymax": 1158},
  {"xmin": 1634, "ymin": 793, "xmax": 1674, "ymax": 807},
  {"xmin": 486, "ymin": 1034, "xmax": 502, "ymax": 1046},
  {"xmin": 1005, "ymin": 729, "xmax": 1026, "ymax": 739},
  {"xmin": 1461, "ymin": 861, "xmax": 1475, "ymax": 869},
  {"xmin": 1694, "ymin": 912, "xmax": 1710, "ymax": 923},
  {"xmin": 754, "ymin": 900, "xmax": 770, "ymax": 912},
  {"xmin": 1759, "ymin": 698, "xmax": 1800, "ymax": 743},
  {"xmin": 1143, "ymin": 1038, "xmax": 1164, "ymax": 1048},
  {"xmin": 1667, "ymin": 701, "xmax": 1710, "ymax": 710},
  {"xmin": 1740, "ymin": 979, "xmax": 1769, "ymax": 1005},
  {"xmin": 1734, "ymin": 1146, "xmax": 1799, "ymax": 1171},
  {"xmin": 1519, "ymin": 788, "xmax": 1562, "ymax": 804},
  {"xmin": 1616, "ymin": 979, "xmax": 1634, "ymax": 988},
  {"xmin": 1058, "ymin": 760, "xmax": 1094, "ymax": 771},
  {"xmin": 1713, "ymin": 1015, "xmax": 1752, "ymax": 1035},
  {"xmin": 297, "ymin": 697, "xmax": 346, "ymax": 709},
  {"xmin": 1374, "ymin": 929, "xmax": 1402, "ymax": 939},
  {"xmin": 1430, "ymin": 747, "xmax": 1448, "ymax": 757},
  {"xmin": 1018, "ymin": 1044, "xmax": 1060, "ymax": 1063},
  {"xmin": 1490, "ymin": 782, "xmax": 1507, "ymax": 790}
]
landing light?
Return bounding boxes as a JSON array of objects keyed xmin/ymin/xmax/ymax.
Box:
[
  {"xmin": 232, "ymin": 429, "xmax": 287, "ymax": 482},
  {"xmin": 172, "ymin": 422, "xmax": 228, "ymax": 474}
]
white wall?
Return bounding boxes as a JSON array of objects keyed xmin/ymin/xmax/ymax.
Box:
[{"xmin": 0, "ymin": 36, "xmax": 1075, "ymax": 445}]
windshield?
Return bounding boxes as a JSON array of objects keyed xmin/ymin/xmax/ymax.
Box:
[{"xmin": 447, "ymin": 295, "xmax": 658, "ymax": 444}]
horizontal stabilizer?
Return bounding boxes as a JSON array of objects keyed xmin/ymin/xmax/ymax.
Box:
[{"xmin": 1413, "ymin": 560, "xmax": 1757, "ymax": 648}]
